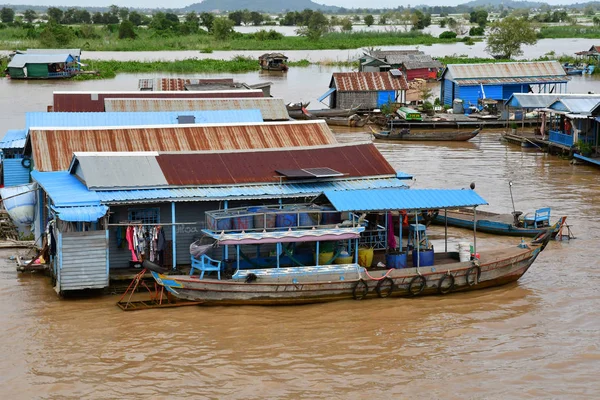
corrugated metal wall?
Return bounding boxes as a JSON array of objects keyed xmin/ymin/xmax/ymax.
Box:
[
  {"xmin": 3, "ymin": 159, "xmax": 30, "ymax": 187},
  {"xmin": 458, "ymin": 86, "xmax": 482, "ymax": 107},
  {"xmin": 8, "ymin": 67, "xmax": 25, "ymax": 78},
  {"xmin": 502, "ymin": 84, "xmax": 527, "ymax": 100},
  {"xmin": 442, "ymin": 79, "xmax": 453, "ymax": 106},
  {"xmin": 482, "ymin": 85, "xmax": 502, "ymax": 100},
  {"xmin": 58, "ymin": 230, "xmax": 108, "ymax": 291},
  {"xmin": 337, "ymin": 92, "xmax": 377, "ymax": 110},
  {"xmin": 377, "ymin": 91, "xmax": 396, "ymax": 107}
]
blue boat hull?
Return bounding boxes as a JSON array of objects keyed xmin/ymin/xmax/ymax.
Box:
[{"xmin": 433, "ymin": 214, "xmax": 564, "ymax": 237}]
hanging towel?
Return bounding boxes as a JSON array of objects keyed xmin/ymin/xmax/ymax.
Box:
[{"xmin": 126, "ymin": 226, "xmax": 138, "ymax": 262}]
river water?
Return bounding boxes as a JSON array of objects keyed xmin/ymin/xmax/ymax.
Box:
[{"xmin": 1, "ymin": 65, "xmax": 600, "ymax": 398}]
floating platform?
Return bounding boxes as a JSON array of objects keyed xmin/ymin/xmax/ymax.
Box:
[{"xmin": 117, "ymin": 298, "xmax": 202, "ymax": 311}]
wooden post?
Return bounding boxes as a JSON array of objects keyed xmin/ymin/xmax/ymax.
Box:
[{"xmin": 171, "ymin": 202, "xmax": 176, "ymax": 270}]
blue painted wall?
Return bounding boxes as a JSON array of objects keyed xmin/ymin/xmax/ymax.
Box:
[
  {"xmin": 443, "ymin": 79, "xmax": 454, "ymax": 106},
  {"xmin": 3, "ymin": 158, "xmax": 30, "ymax": 187},
  {"xmin": 377, "ymin": 91, "xmax": 395, "ymax": 107}
]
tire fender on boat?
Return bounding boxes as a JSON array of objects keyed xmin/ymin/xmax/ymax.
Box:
[
  {"xmin": 375, "ymin": 277, "xmax": 394, "ymax": 298},
  {"xmin": 352, "ymin": 279, "xmax": 369, "ymax": 300},
  {"xmin": 407, "ymin": 275, "xmax": 426, "ymax": 296},
  {"xmin": 466, "ymin": 266, "xmax": 481, "ymax": 286},
  {"xmin": 438, "ymin": 273, "xmax": 455, "ymax": 294}
]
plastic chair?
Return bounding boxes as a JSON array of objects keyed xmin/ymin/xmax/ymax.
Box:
[
  {"xmin": 190, "ymin": 254, "xmax": 222, "ymax": 279},
  {"xmin": 523, "ymin": 208, "xmax": 551, "ymax": 228}
]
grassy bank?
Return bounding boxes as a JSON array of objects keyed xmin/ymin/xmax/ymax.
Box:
[
  {"xmin": 0, "ymin": 27, "xmax": 458, "ymax": 52},
  {"xmin": 538, "ymin": 25, "xmax": 600, "ymax": 39}
]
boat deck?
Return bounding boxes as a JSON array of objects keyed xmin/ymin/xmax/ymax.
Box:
[{"xmin": 441, "ymin": 209, "xmax": 515, "ymax": 224}]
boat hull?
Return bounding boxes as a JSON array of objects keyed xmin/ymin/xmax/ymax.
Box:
[
  {"xmin": 151, "ymin": 241, "xmax": 546, "ymax": 306},
  {"xmin": 373, "ymin": 128, "xmax": 480, "ymax": 142},
  {"xmin": 433, "ymin": 212, "xmax": 565, "ymax": 237}
]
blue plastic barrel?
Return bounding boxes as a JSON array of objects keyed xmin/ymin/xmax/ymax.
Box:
[
  {"xmin": 233, "ymin": 215, "xmax": 253, "ymax": 230},
  {"xmin": 386, "ymin": 253, "xmax": 407, "ymax": 269},
  {"xmin": 276, "ymin": 212, "xmax": 297, "ymax": 228},
  {"xmin": 412, "ymin": 249, "xmax": 434, "ymax": 267}
]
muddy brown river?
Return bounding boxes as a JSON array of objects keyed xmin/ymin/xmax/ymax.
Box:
[{"xmin": 0, "ymin": 67, "xmax": 599, "ymax": 398}]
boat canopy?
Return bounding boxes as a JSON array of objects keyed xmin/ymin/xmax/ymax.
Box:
[
  {"xmin": 202, "ymin": 226, "xmax": 364, "ymax": 245},
  {"xmin": 323, "ymin": 188, "xmax": 487, "ymax": 212}
]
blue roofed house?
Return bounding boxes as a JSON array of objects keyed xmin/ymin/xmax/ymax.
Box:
[
  {"xmin": 0, "ymin": 129, "xmax": 29, "ymax": 187},
  {"xmin": 440, "ymin": 61, "xmax": 569, "ymax": 108},
  {"xmin": 544, "ymin": 96, "xmax": 600, "ymax": 160}
]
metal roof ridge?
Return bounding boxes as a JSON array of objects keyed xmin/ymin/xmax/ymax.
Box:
[
  {"xmin": 29, "ymin": 119, "xmax": 327, "ymax": 131},
  {"xmin": 89, "ymin": 174, "xmax": 399, "ymax": 191},
  {"xmin": 53, "ymin": 89, "xmax": 264, "ymax": 95}
]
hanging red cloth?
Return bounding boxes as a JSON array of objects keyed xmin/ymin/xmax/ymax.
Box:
[
  {"xmin": 126, "ymin": 226, "xmax": 138, "ymax": 262},
  {"xmin": 387, "ymin": 213, "xmax": 397, "ymax": 250}
]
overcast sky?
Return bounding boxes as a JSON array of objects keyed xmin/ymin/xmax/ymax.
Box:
[{"xmin": 0, "ymin": 0, "xmax": 576, "ymax": 9}]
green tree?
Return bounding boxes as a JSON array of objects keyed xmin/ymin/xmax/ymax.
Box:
[
  {"xmin": 296, "ymin": 11, "xmax": 329, "ymax": 40},
  {"xmin": 212, "ymin": 17, "xmax": 234, "ymax": 40},
  {"xmin": 583, "ymin": 5, "xmax": 596, "ymax": 17},
  {"xmin": 340, "ymin": 17, "xmax": 352, "ymax": 31},
  {"xmin": 39, "ymin": 21, "xmax": 75, "ymax": 47},
  {"xmin": 228, "ymin": 11, "xmax": 243, "ymax": 26},
  {"xmin": 23, "ymin": 9, "xmax": 37, "ymax": 24},
  {"xmin": 118, "ymin": 20, "xmax": 136, "ymax": 39},
  {"xmin": 182, "ymin": 12, "xmax": 199, "ymax": 34},
  {"xmin": 1, "ymin": 7, "xmax": 15, "ymax": 23},
  {"xmin": 486, "ymin": 16, "xmax": 537, "ymax": 59},
  {"xmin": 200, "ymin": 12, "xmax": 214, "ymax": 31},
  {"xmin": 469, "ymin": 9, "xmax": 488, "ymax": 27},
  {"xmin": 128, "ymin": 11, "xmax": 142, "ymax": 26},
  {"xmin": 364, "ymin": 14, "xmax": 374, "ymax": 27},
  {"xmin": 92, "ymin": 12, "xmax": 103, "ymax": 24},
  {"xmin": 77, "ymin": 9, "xmax": 91, "ymax": 24},
  {"xmin": 250, "ymin": 11, "xmax": 263, "ymax": 26},
  {"xmin": 46, "ymin": 7, "xmax": 63, "ymax": 23},
  {"xmin": 119, "ymin": 8, "xmax": 129, "ymax": 21}
]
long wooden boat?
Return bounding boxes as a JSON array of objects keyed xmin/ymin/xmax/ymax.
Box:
[
  {"xmin": 321, "ymin": 114, "xmax": 367, "ymax": 127},
  {"xmin": 433, "ymin": 208, "xmax": 567, "ymax": 237},
  {"xmin": 150, "ymin": 231, "xmax": 552, "ymax": 305},
  {"xmin": 287, "ymin": 105, "xmax": 360, "ymax": 120},
  {"xmin": 148, "ymin": 203, "xmax": 553, "ymax": 306},
  {"xmin": 372, "ymin": 127, "xmax": 481, "ymax": 142}
]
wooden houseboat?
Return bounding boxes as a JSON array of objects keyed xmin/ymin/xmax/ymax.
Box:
[{"xmin": 259, "ymin": 53, "xmax": 288, "ymax": 71}]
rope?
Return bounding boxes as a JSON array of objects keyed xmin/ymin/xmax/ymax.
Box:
[{"xmin": 362, "ymin": 267, "xmax": 395, "ymax": 281}]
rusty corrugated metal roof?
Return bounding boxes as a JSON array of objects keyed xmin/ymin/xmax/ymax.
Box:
[
  {"xmin": 156, "ymin": 143, "xmax": 395, "ymax": 185},
  {"xmin": 448, "ymin": 61, "xmax": 566, "ymax": 80},
  {"xmin": 52, "ymin": 90, "xmax": 263, "ymax": 112},
  {"xmin": 138, "ymin": 78, "xmax": 240, "ymax": 91},
  {"xmin": 28, "ymin": 121, "xmax": 336, "ymax": 172},
  {"xmin": 332, "ymin": 72, "xmax": 409, "ymax": 92},
  {"xmin": 104, "ymin": 97, "xmax": 290, "ymax": 120}
]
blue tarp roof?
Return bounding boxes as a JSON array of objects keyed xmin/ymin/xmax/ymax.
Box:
[
  {"xmin": 25, "ymin": 110, "xmax": 264, "ymax": 128},
  {"xmin": 31, "ymin": 171, "xmax": 101, "ymax": 207},
  {"xmin": 0, "ymin": 129, "xmax": 28, "ymax": 149},
  {"xmin": 323, "ymin": 188, "xmax": 488, "ymax": 212},
  {"xmin": 51, "ymin": 205, "xmax": 109, "ymax": 222}
]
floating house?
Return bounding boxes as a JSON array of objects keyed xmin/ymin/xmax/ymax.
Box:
[
  {"xmin": 321, "ymin": 71, "xmax": 408, "ymax": 110},
  {"xmin": 6, "ymin": 53, "xmax": 78, "ymax": 79},
  {"xmin": 30, "ymin": 143, "xmax": 408, "ymax": 293},
  {"xmin": 544, "ymin": 96, "xmax": 600, "ymax": 152},
  {"xmin": 575, "ymin": 45, "xmax": 600, "ymax": 63},
  {"xmin": 50, "ymin": 90, "xmax": 264, "ymax": 112},
  {"xmin": 359, "ymin": 50, "xmax": 442, "ymax": 81},
  {"xmin": 259, "ymin": 53, "xmax": 288, "ymax": 71},
  {"xmin": 440, "ymin": 61, "xmax": 569, "ymax": 107},
  {"xmin": 0, "ymin": 129, "xmax": 29, "ymax": 187},
  {"xmin": 103, "ymin": 97, "xmax": 290, "ymax": 121}
]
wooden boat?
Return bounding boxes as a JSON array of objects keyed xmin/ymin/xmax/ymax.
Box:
[
  {"xmin": 259, "ymin": 53, "xmax": 288, "ymax": 71},
  {"xmin": 287, "ymin": 104, "xmax": 360, "ymax": 120},
  {"xmin": 433, "ymin": 208, "xmax": 567, "ymax": 237},
  {"xmin": 149, "ymin": 202, "xmax": 553, "ymax": 306},
  {"xmin": 372, "ymin": 127, "xmax": 481, "ymax": 141},
  {"xmin": 321, "ymin": 114, "xmax": 367, "ymax": 127}
]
